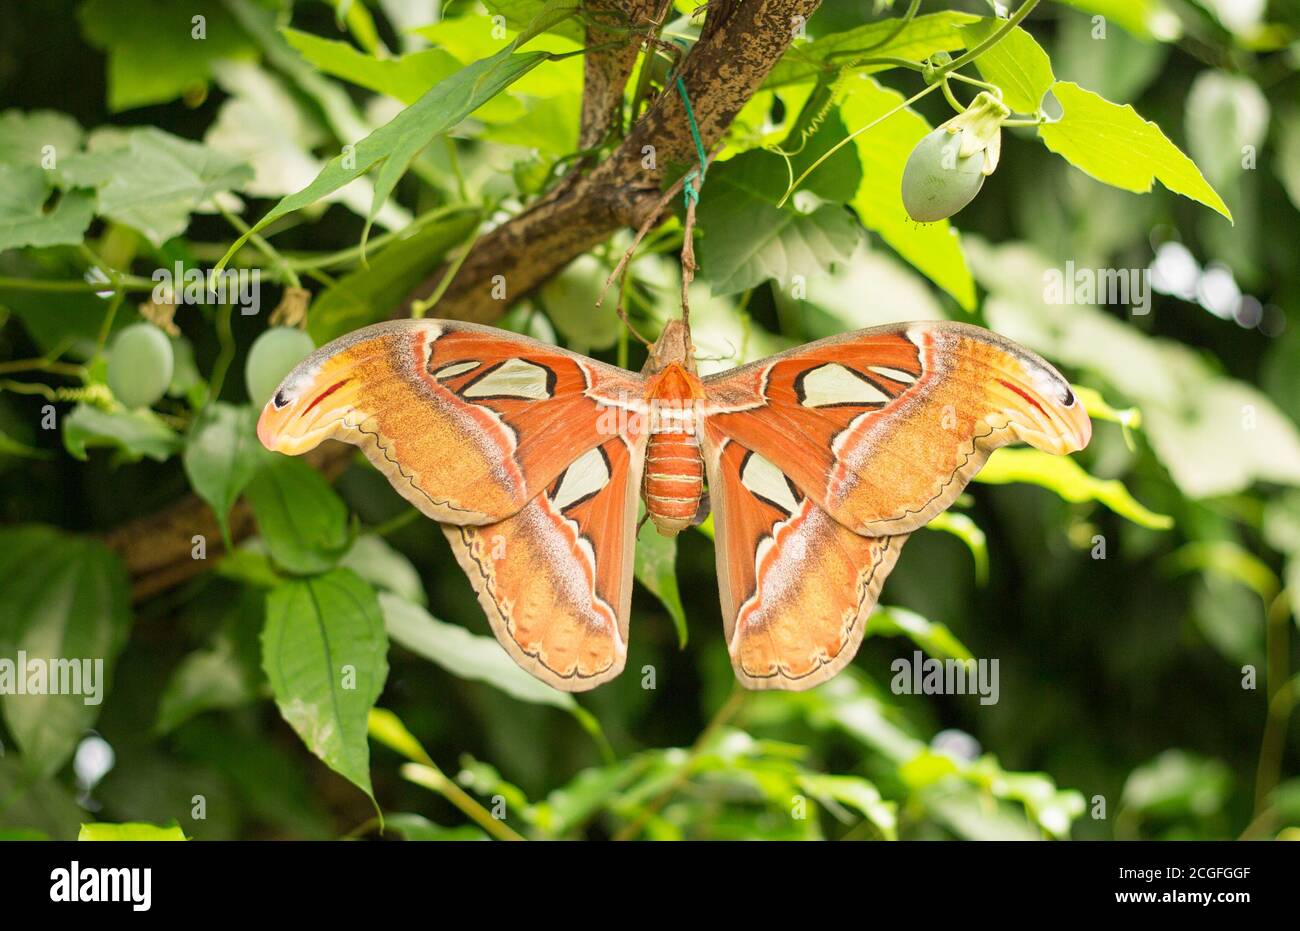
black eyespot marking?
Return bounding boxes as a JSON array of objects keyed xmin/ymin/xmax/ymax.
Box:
[
  {"xmin": 273, "ymin": 389, "xmax": 289, "ymax": 409},
  {"xmin": 1061, "ymin": 386, "xmax": 1075, "ymax": 406}
]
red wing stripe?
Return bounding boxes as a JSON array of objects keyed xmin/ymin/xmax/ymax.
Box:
[{"xmin": 302, "ymin": 378, "xmax": 350, "ymax": 416}]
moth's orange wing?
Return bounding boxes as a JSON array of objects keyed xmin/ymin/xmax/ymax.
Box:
[
  {"xmin": 443, "ymin": 433, "xmax": 646, "ymax": 691},
  {"xmin": 258, "ymin": 319, "xmax": 644, "ymax": 525},
  {"xmin": 702, "ymin": 321, "xmax": 1091, "ymax": 536},
  {"xmin": 258, "ymin": 318, "xmax": 650, "ymax": 692},
  {"xmin": 701, "ymin": 432, "xmax": 906, "ymax": 690}
]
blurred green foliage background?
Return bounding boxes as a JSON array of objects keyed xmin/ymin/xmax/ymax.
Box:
[{"xmin": 0, "ymin": 0, "xmax": 1298, "ymax": 841}]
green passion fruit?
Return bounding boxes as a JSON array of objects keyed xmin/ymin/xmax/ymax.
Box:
[
  {"xmin": 246, "ymin": 327, "xmax": 316, "ymax": 407},
  {"xmin": 107, "ymin": 322, "xmax": 175, "ymax": 409},
  {"xmin": 901, "ymin": 128, "xmax": 987, "ymax": 223}
]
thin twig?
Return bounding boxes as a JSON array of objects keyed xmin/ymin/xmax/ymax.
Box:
[
  {"xmin": 679, "ymin": 196, "xmax": 698, "ymax": 326},
  {"xmin": 597, "ymin": 145, "xmax": 720, "ymax": 313}
]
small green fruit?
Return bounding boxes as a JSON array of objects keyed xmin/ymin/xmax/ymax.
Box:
[
  {"xmin": 107, "ymin": 322, "xmax": 174, "ymax": 409},
  {"xmin": 246, "ymin": 327, "xmax": 315, "ymax": 407},
  {"xmin": 901, "ymin": 128, "xmax": 987, "ymax": 223}
]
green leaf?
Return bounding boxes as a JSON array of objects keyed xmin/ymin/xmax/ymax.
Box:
[
  {"xmin": 63, "ymin": 404, "xmax": 182, "ymax": 463},
  {"xmin": 0, "ymin": 424, "xmax": 50, "ymax": 461},
  {"xmin": 1038, "ymin": 81, "xmax": 1231, "ymax": 221},
  {"xmin": 368, "ymin": 707, "xmax": 432, "ymax": 764},
  {"xmin": 155, "ymin": 642, "xmax": 258, "ymax": 735},
  {"xmin": 1120, "ymin": 749, "xmax": 1231, "ymax": 820},
  {"xmin": 634, "ymin": 522, "xmax": 688, "ymax": 648},
  {"xmin": 202, "ymin": 61, "xmax": 408, "ymax": 232},
  {"xmin": 1276, "ymin": 110, "xmax": 1300, "ymax": 214},
  {"xmin": 380, "ymin": 592, "xmax": 575, "ymax": 711},
  {"xmin": 222, "ymin": 0, "xmax": 372, "ymax": 148},
  {"xmin": 696, "ymin": 150, "xmax": 861, "ymax": 297},
  {"xmin": 869, "ymin": 605, "xmax": 974, "ymax": 661},
  {"xmin": 155, "ymin": 591, "xmax": 263, "ymax": 734},
  {"xmin": 1166, "ymin": 541, "xmax": 1279, "ymax": 603},
  {"xmin": 263, "ymin": 570, "xmax": 389, "ymax": 802},
  {"xmin": 974, "ymin": 447, "xmax": 1173, "ymax": 530},
  {"xmin": 531, "ymin": 758, "xmax": 649, "ymax": 836},
  {"xmin": 1055, "ymin": 0, "xmax": 1182, "ymax": 42},
  {"xmin": 0, "ymin": 252, "xmax": 118, "ymax": 357},
  {"xmin": 382, "ymin": 812, "xmax": 487, "ymax": 841},
  {"xmin": 0, "ymin": 758, "xmax": 88, "ymax": 840},
  {"xmin": 481, "ymin": 0, "xmax": 585, "ymax": 43},
  {"xmin": 306, "ymin": 209, "xmax": 479, "ymax": 344},
  {"xmin": 842, "ymin": 79, "xmax": 976, "ymax": 309},
  {"xmin": 217, "ymin": 542, "xmax": 283, "ymax": 589},
  {"xmin": 775, "ymin": 99, "xmax": 863, "ymax": 204},
  {"xmin": 60, "ymin": 127, "xmax": 253, "ymax": 246},
  {"xmin": 0, "ymin": 526, "xmax": 132, "ymax": 777},
  {"xmin": 1184, "ymin": 71, "xmax": 1269, "ymax": 188},
  {"xmin": 926, "ymin": 512, "xmax": 988, "ymax": 584},
  {"xmin": 77, "ymin": 0, "xmax": 256, "ymax": 111},
  {"xmin": 964, "ymin": 757, "xmax": 1086, "ymax": 838},
  {"xmin": 183, "ymin": 403, "xmax": 268, "ymax": 545},
  {"xmin": 244, "ymin": 456, "xmax": 351, "ymax": 574},
  {"xmin": 1263, "ymin": 490, "xmax": 1300, "ymax": 557},
  {"xmin": 217, "ymin": 46, "xmax": 553, "ymax": 267},
  {"xmin": 0, "ymin": 165, "xmax": 94, "ymax": 251},
  {"xmin": 340, "ymin": 534, "xmax": 427, "ymax": 606},
  {"xmin": 0, "ymin": 109, "xmax": 84, "ymax": 168},
  {"xmin": 281, "ymin": 28, "xmax": 462, "ymax": 105},
  {"xmin": 78, "ymin": 821, "xmax": 188, "ymax": 841},
  {"xmin": 796, "ymin": 773, "xmax": 897, "ymax": 839},
  {"xmin": 766, "ymin": 12, "xmax": 980, "ymax": 87},
  {"xmin": 959, "ymin": 20, "xmax": 1055, "ymax": 115}
]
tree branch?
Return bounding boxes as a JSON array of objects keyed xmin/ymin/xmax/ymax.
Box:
[
  {"xmin": 103, "ymin": 444, "xmax": 353, "ymax": 602},
  {"xmin": 401, "ymin": 0, "xmax": 820, "ymax": 321},
  {"xmin": 578, "ymin": 0, "xmax": 664, "ymax": 150}
]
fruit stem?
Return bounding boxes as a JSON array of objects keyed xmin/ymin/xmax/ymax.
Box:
[{"xmin": 934, "ymin": 0, "xmax": 1041, "ymax": 80}]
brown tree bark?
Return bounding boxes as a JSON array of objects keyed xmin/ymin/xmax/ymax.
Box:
[
  {"xmin": 400, "ymin": 0, "xmax": 821, "ymax": 321},
  {"xmin": 106, "ymin": 0, "xmax": 821, "ymax": 600}
]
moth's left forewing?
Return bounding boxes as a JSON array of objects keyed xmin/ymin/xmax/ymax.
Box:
[{"xmin": 257, "ymin": 319, "xmax": 644, "ymax": 526}]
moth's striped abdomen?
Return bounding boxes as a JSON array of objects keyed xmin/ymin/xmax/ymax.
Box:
[
  {"xmin": 642, "ymin": 363, "xmax": 705, "ymax": 536},
  {"xmin": 644, "ymin": 429, "xmax": 704, "ymax": 536}
]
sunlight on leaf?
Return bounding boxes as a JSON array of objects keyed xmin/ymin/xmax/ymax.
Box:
[
  {"xmin": 870, "ymin": 605, "xmax": 974, "ymax": 661},
  {"xmin": 367, "ymin": 707, "xmax": 433, "ymax": 765},
  {"xmin": 1038, "ymin": 82, "xmax": 1231, "ymax": 220},
  {"xmin": 1165, "ymin": 540, "xmax": 1280, "ymax": 603},
  {"xmin": 78, "ymin": 821, "xmax": 188, "ymax": 841},
  {"xmin": 975, "ymin": 448, "xmax": 1173, "ymax": 530}
]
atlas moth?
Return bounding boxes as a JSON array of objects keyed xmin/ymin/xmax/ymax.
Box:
[{"xmin": 258, "ymin": 316, "xmax": 1089, "ymax": 692}]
